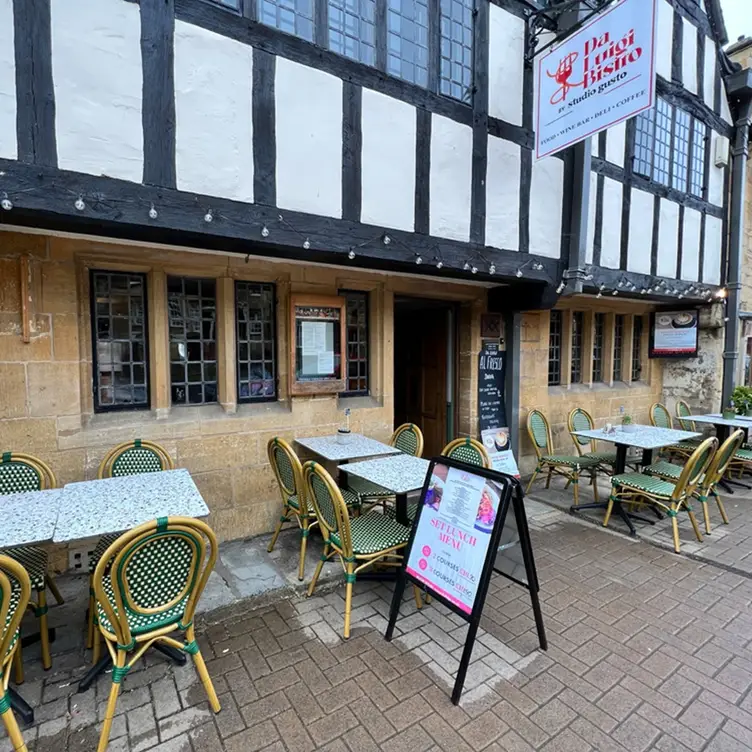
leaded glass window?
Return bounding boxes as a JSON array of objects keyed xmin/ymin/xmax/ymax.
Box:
[
  {"xmin": 236, "ymin": 282, "xmax": 277, "ymax": 402},
  {"xmin": 259, "ymin": 0, "xmax": 314, "ymax": 41},
  {"xmin": 387, "ymin": 0, "xmax": 429, "ymax": 86},
  {"xmin": 342, "ymin": 291, "xmax": 369, "ymax": 395},
  {"xmin": 329, "ymin": 0, "xmax": 376, "ymax": 64},
  {"xmin": 672, "ymin": 108, "xmax": 690, "ymax": 192},
  {"xmin": 91, "ymin": 271, "xmax": 149, "ymax": 411},
  {"xmin": 592, "ymin": 313, "xmax": 605, "ymax": 383},
  {"xmin": 571, "ymin": 311, "xmax": 584, "ymax": 384},
  {"xmin": 690, "ymin": 120, "xmax": 707, "ymax": 197},
  {"xmin": 548, "ymin": 310, "xmax": 562, "ymax": 387},
  {"xmin": 653, "ymin": 98, "xmax": 672, "ymax": 185},
  {"xmin": 439, "ymin": 0, "xmax": 473, "ymax": 102},
  {"xmin": 613, "ymin": 314, "xmax": 624, "ymax": 382},
  {"xmin": 631, "ymin": 316, "xmax": 644, "ymax": 382},
  {"xmin": 168, "ymin": 277, "xmax": 217, "ymax": 405}
]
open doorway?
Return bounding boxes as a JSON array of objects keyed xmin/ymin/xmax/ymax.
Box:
[{"xmin": 393, "ymin": 296, "xmax": 457, "ymax": 457}]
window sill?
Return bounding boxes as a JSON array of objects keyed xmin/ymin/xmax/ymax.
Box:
[
  {"xmin": 338, "ymin": 394, "xmax": 382, "ymax": 411},
  {"xmin": 547, "ymin": 380, "xmax": 653, "ymax": 394}
]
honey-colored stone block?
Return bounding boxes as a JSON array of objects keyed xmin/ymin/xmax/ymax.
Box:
[
  {"xmin": 192, "ymin": 469, "xmax": 235, "ymax": 511},
  {"xmin": 41, "ymin": 263, "xmax": 78, "ymax": 314},
  {"xmin": 0, "ymin": 260, "xmax": 20, "ymax": 312},
  {"xmin": 27, "ymin": 362, "xmax": 81, "ymax": 417},
  {"xmin": 1, "ymin": 418, "xmax": 58, "ymax": 452},
  {"xmin": 0, "ymin": 364, "xmax": 27, "ymax": 419},
  {"xmin": 176, "ymin": 433, "xmax": 259, "ymax": 474},
  {"xmin": 51, "ymin": 313, "xmax": 80, "ymax": 361}
]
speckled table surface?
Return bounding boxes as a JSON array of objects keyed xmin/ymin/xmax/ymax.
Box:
[
  {"xmin": 296, "ymin": 434, "xmax": 400, "ymax": 461},
  {"xmin": 53, "ymin": 469, "xmax": 209, "ymax": 542},
  {"xmin": 573, "ymin": 425, "xmax": 701, "ymax": 450},
  {"xmin": 339, "ymin": 454, "xmax": 430, "ymax": 494},
  {"xmin": 0, "ymin": 489, "xmax": 63, "ymax": 548},
  {"xmin": 690, "ymin": 414, "xmax": 752, "ymax": 428}
]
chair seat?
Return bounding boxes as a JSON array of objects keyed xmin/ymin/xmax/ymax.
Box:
[
  {"xmin": 88, "ymin": 533, "xmax": 122, "ymax": 573},
  {"xmin": 97, "ymin": 574, "xmax": 188, "ymax": 637},
  {"xmin": 666, "ymin": 441, "xmax": 699, "ymax": 452},
  {"xmin": 735, "ymin": 448, "xmax": 752, "ymax": 462},
  {"xmin": 612, "ymin": 472, "xmax": 676, "ymax": 498},
  {"xmin": 541, "ymin": 455, "xmax": 600, "ymax": 468},
  {"xmin": 331, "ymin": 512, "xmax": 410, "ymax": 555},
  {"xmin": 347, "ymin": 476, "xmax": 395, "ymax": 499},
  {"xmin": 384, "ymin": 502, "xmax": 418, "ymax": 522},
  {"xmin": 3, "ymin": 546, "xmax": 47, "ymax": 591},
  {"xmin": 643, "ymin": 461, "xmax": 682, "ymax": 480},
  {"xmin": 582, "ymin": 451, "xmax": 618, "ymax": 464}
]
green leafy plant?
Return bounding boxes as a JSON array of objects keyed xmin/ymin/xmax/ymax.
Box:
[
  {"xmin": 622, "ymin": 415, "xmax": 633, "ymax": 425},
  {"xmin": 731, "ymin": 386, "xmax": 752, "ymax": 416}
]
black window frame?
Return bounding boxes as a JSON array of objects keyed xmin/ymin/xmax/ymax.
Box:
[
  {"xmin": 235, "ymin": 280, "xmax": 278, "ymax": 404},
  {"xmin": 631, "ymin": 316, "xmax": 644, "ymax": 382},
  {"xmin": 592, "ymin": 312, "xmax": 605, "ymax": 383},
  {"xmin": 90, "ymin": 270, "xmax": 151, "ymax": 414},
  {"xmin": 613, "ymin": 314, "xmax": 624, "ymax": 382},
  {"xmin": 340, "ymin": 289, "xmax": 370, "ymax": 397},
  {"xmin": 570, "ymin": 311, "xmax": 584, "ymax": 385},
  {"xmin": 548, "ymin": 310, "xmax": 562, "ymax": 387}
]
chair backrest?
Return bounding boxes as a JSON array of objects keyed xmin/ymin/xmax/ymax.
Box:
[
  {"xmin": 93, "ymin": 517, "xmax": 217, "ymax": 649},
  {"xmin": 0, "ymin": 555, "xmax": 31, "ymax": 662},
  {"xmin": 441, "ymin": 437, "xmax": 491, "ymax": 468},
  {"xmin": 527, "ymin": 410, "xmax": 552, "ymax": 459},
  {"xmin": 98, "ymin": 439, "xmax": 174, "ymax": 479},
  {"xmin": 700, "ymin": 429, "xmax": 744, "ymax": 496},
  {"xmin": 675, "ymin": 400, "xmax": 696, "ymax": 432},
  {"xmin": 671, "ymin": 437, "xmax": 718, "ymax": 502},
  {"xmin": 267, "ymin": 437, "xmax": 308, "ymax": 515},
  {"xmin": 391, "ymin": 424, "xmax": 424, "ymax": 457},
  {"xmin": 0, "ymin": 452, "xmax": 56, "ymax": 495},
  {"xmin": 568, "ymin": 408, "xmax": 595, "ymax": 454},
  {"xmin": 303, "ymin": 461, "xmax": 352, "ymax": 556},
  {"xmin": 650, "ymin": 403, "xmax": 673, "ymax": 429}
]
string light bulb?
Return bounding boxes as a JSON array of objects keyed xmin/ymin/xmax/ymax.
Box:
[
  {"xmin": 0, "ymin": 194, "xmax": 11, "ymax": 211},
  {"xmin": 75, "ymin": 196, "xmax": 86, "ymax": 211},
  {"xmin": 556, "ymin": 281, "xmax": 565, "ymax": 294},
  {"xmin": 204, "ymin": 209, "xmax": 213, "ymax": 223},
  {"xmin": 303, "ymin": 238, "xmax": 311, "ymax": 250},
  {"xmin": 716, "ymin": 288, "xmax": 728, "ymax": 299},
  {"xmin": 515, "ymin": 268, "xmax": 523, "ymax": 278},
  {"xmin": 612, "ymin": 290, "xmax": 618, "ymax": 296},
  {"xmin": 463, "ymin": 262, "xmax": 471, "ymax": 271},
  {"xmin": 261, "ymin": 225, "xmax": 269, "ymax": 237},
  {"xmin": 383, "ymin": 234, "xmax": 391, "ymax": 246},
  {"xmin": 533, "ymin": 262, "xmax": 543, "ymax": 271},
  {"xmin": 471, "ymin": 266, "xmax": 478, "ymax": 274},
  {"xmin": 489, "ymin": 264, "xmax": 496, "ymax": 275},
  {"xmin": 348, "ymin": 250, "xmax": 356, "ymax": 260},
  {"xmin": 148, "ymin": 204, "xmax": 158, "ymax": 220},
  {"xmin": 415, "ymin": 255, "xmax": 423, "ymax": 265},
  {"xmin": 436, "ymin": 260, "xmax": 444, "ymax": 269},
  {"xmin": 640, "ymin": 288, "xmax": 647, "ymax": 295}
]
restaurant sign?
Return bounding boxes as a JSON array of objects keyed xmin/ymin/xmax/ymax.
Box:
[
  {"xmin": 649, "ymin": 310, "xmax": 699, "ymax": 358},
  {"xmin": 534, "ymin": 0, "xmax": 657, "ymax": 160}
]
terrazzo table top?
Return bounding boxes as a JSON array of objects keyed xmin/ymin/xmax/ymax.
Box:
[
  {"xmin": 572, "ymin": 425, "xmax": 701, "ymax": 450},
  {"xmin": 54, "ymin": 469, "xmax": 209, "ymax": 542},
  {"xmin": 0, "ymin": 489, "xmax": 63, "ymax": 548},
  {"xmin": 340, "ymin": 454, "xmax": 430, "ymax": 494},
  {"xmin": 296, "ymin": 434, "xmax": 400, "ymax": 462},
  {"xmin": 700, "ymin": 414, "xmax": 752, "ymax": 427}
]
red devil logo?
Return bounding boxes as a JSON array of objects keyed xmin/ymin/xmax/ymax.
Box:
[{"xmin": 547, "ymin": 52, "xmax": 584, "ymax": 105}]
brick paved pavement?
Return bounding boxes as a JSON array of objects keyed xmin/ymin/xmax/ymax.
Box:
[{"xmin": 13, "ymin": 501, "xmax": 752, "ymax": 752}]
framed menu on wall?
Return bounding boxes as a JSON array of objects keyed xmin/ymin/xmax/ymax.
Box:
[
  {"xmin": 289, "ymin": 295, "xmax": 346, "ymax": 394},
  {"xmin": 649, "ymin": 310, "xmax": 699, "ymax": 358}
]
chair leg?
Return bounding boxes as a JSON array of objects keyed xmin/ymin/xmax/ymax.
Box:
[
  {"xmin": 603, "ymin": 494, "xmax": 616, "ymax": 527},
  {"xmin": 687, "ymin": 508, "xmax": 703, "ymax": 543},
  {"xmin": 12, "ymin": 646, "xmax": 23, "ymax": 686},
  {"xmin": 413, "ymin": 586, "xmax": 423, "ymax": 610},
  {"xmin": 592, "ymin": 472, "xmax": 599, "ymax": 503},
  {"xmin": 714, "ymin": 491, "xmax": 730, "ymax": 525},
  {"xmin": 86, "ymin": 577, "xmax": 95, "ymax": 650},
  {"xmin": 186, "ymin": 628, "xmax": 221, "ymax": 713},
  {"xmin": 37, "ymin": 590, "xmax": 51, "ymax": 671},
  {"xmin": 700, "ymin": 498, "xmax": 712, "ymax": 535},
  {"xmin": 46, "ymin": 575, "xmax": 64, "ymax": 606},
  {"xmin": 572, "ymin": 473, "xmax": 579, "ymax": 507},
  {"xmin": 97, "ymin": 652, "xmax": 125, "ymax": 752},
  {"xmin": 0, "ymin": 699, "xmax": 28, "ymax": 752},
  {"xmin": 545, "ymin": 467, "xmax": 553, "ymax": 489},
  {"xmin": 670, "ymin": 512, "xmax": 681, "ymax": 553},
  {"xmin": 343, "ymin": 562, "xmax": 354, "ymax": 640},
  {"xmin": 525, "ymin": 467, "xmax": 540, "ymax": 494},
  {"xmin": 92, "ymin": 624, "xmax": 102, "ymax": 666},
  {"xmin": 267, "ymin": 508, "xmax": 289, "ymax": 553},
  {"xmin": 307, "ymin": 545, "xmax": 329, "ymax": 597},
  {"xmin": 298, "ymin": 524, "xmax": 309, "ymax": 582}
]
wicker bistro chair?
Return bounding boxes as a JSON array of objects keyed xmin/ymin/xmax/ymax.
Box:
[
  {"xmin": 86, "ymin": 440, "xmax": 175, "ymax": 653},
  {"xmin": 0, "ymin": 452, "xmax": 64, "ymax": 673},
  {"xmin": 650, "ymin": 403, "xmax": 697, "ymax": 459},
  {"xmin": 93, "ymin": 517, "xmax": 221, "ymax": 752},
  {"xmin": 441, "ymin": 437, "xmax": 492, "ymax": 468},
  {"xmin": 644, "ymin": 430, "xmax": 744, "ymax": 535},
  {"xmin": 304, "ymin": 461, "xmax": 421, "ymax": 639},
  {"xmin": 0, "ymin": 556, "xmax": 32, "ymax": 752},
  {"xmin": 605, "ymin": 437, "xmax": 717, "ymax": 552},
  {"xmin": 567, "ymin": 408, "xmax": 618, "ymax": 471},
  {"xmin": 525, "ymin": 410, "xmax": 600, "ymax": 506},
  {"xmin": 392, "ymin": 423, "xmax": 424, "ymax": 457}
]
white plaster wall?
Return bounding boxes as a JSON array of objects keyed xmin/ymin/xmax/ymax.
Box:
[
  {"xmin": 720, "ymin": 83, "xmax": 732, "ymax": 124},
  {"xmin": 655, "ymin": 0, "xmax": 674, "ymax": 81},
  {"xmin": 485, "ymin": 136, "xmax": 519, "ymax": 251},
  {"xmin": 276, "ymin": 59, "xmax": 342, "ymax": 218},
  {"xmin": 682, "ymin": 18, "xmax": 697, "ymax": 94},
  {"xmin": 174, "ymin": 23, "xmax": 253, "ymax": 202},
  {"xmin": 360, "ymin": 89, "xmax": 415, "ymax": 232},
  {"xmin": 708, "ymin": 142, "xmax": 725, "ymax": 207},
  {"xmin": 627, "ymin": 188, "xmax": 654, "ymax": 274},
  {"xmin": 655, "ymin": 199, "xmax": 679, "ymax": 278},
  {"xmin": 0, "ymin": 0, "xmax": 15, "ymax": 160},
  {"xmin": 52, "ymin": 0, "xmax": 143, "ymax": 182},
  {"xmin": 529, "ymin": 157, "xmax": 563, "ymax": 259},
  {"xmin": 429, "ymin": 115, "xmax": 472, "ymax": 242},
  {"xmin": 703, "ymin": 215, "xmax": 722, "ymax": 285},
  {"xmin": 488, "ymin": 7, "xmax": 524, "ymax": 126},
  {"xmin": 605, "ymin": 122, "xmax": 625, "ymax": 166},
  {"xmin": 681, "ymin": 207, "xmax": 702, "ymax": 281},
  {"xmin": 600, "ymin": 178, "xmax": 623, "ymax": 269},
  {"xmin": 703, "ymin": 36, "xmax": 716, "ymax": 110},
  {"xmin": 585, "ymin": 172, "xmax": 597, "ymax": 264}
]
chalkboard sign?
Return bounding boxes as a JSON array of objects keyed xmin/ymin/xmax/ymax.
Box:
[
  {"xmin": 478, "ymin": 343, "xmax": 506, "ymax": 433},
  {"xmin": 385, "ymin": 458, "xmax": 547, "ymax": 704}
]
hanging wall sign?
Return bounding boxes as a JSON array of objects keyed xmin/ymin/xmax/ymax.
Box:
[
  {"xmin": 649, "ymin": 310, "xmax": 699, "ymax": 358},
  {"xmin": 534, "ymin": 0, "xmax": 657, "ymax": 160},
  {"xmin": 478, "ymin": 343, "xmax": 506, "ymax": 433},
  {"xmin": 385, "ymin": 458, "xmax": 547, "ymax": 705}
]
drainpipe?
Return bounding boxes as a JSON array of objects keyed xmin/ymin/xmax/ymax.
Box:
[{"xmin": 722, "ymin": 68, "xmax": 752, "ymax": 405}]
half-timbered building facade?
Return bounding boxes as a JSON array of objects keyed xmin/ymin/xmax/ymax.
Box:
[{"xmin": 0, "ymin": 0, "xmax": 744, "ymax": 543}]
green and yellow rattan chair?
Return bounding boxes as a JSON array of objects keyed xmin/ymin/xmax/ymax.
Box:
[
  {"xmin": 567, "ymin": 408, "xmax": 618, "ymax": 471},
  {"xmin": 391, "ymin": 423, "xmax": 424, "ymax": 457},
  {"xmin": 525, "ymin": 410, "xmax": 600, "ymax": 505},
  {"xmin": 0, "ymin": 556, "xmax": 32, "ymax": 752},
  {"xmin": 304, "ymin": 461, "xmax": 420, "ymax": 638},
  {"xmin": 605, "ymin": 437, "xmax": 717, "ymax": 552},
  {"xmin": 441, "ymin": 437, "xmax": 492, "ymax": 467},
  {"xmin": 644, "ymin": 430, "xmax": 743, "ymax": 534},
  {"xmin": 0, "ymin": 452, "xmax": 63, "ymax": 673},
  {"xmin": 650, "ymin": 402, "xmax": 696, "ymax": 459},
  {"xmin": 93, "ymin": 517, "xmax": 221, "ymax": 752},
  {"xmin": 87, "ymin": 440, "xmax": 175, "ymax": 653}
]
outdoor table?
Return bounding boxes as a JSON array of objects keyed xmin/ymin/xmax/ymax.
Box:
[
  {"xmin": 570, "ymin": 424, "xmax": 701, "ymax": 535},
  {"xmin": 55, "ymin": 469, "xmax": 209, "ymax": 693},
  {"xmin": 296, "ymin": 433, "xmax": 401, "ymax": 463},
  {"xmin": 0, "ymin": 489, "xmax": 63, "ymax": 725},
  {"xmin": 339, "ymin": 454, "xmax": 430, "ymax": 526},
  {"xmin": 688, "ymin": 414, "xmax": 752, "ymax": 491}
]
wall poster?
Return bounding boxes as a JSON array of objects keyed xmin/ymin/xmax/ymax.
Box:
[{"xmin": 649, "ymin": 310, "xmax": 699, "ymax": 358}]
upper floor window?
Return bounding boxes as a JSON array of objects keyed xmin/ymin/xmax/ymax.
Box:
[
  {"xmin": 260, "ymin": 0, "xmax": 314, "ymax": 41},
  {"xmin": 341, "ymin": 291, "xmax": 370, "ymax": 395},
  {"xmin": 548, "ymin": 310, "xmax": 562, "ymax": 387},
  {"xmin": 329, "ymin": 0, "xmax": 376, "ymax": 64},
  {"xmin": 236, "ymin": 282, "xmax": 277, "ymax": 402},
  {"xmin": 387, "ymin": 0, "xmax": 429, "ymax": 87},
  {"xmin": 440, "ymin": 0, "xmax": 473, "ymax": 102},
  {"xmin": 633, "ymin": 98, "xmax": 707, "ymax": 198},
  {"xmin": 91, "ymin": 271, "xmax": 149, "ymax": 412}
]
